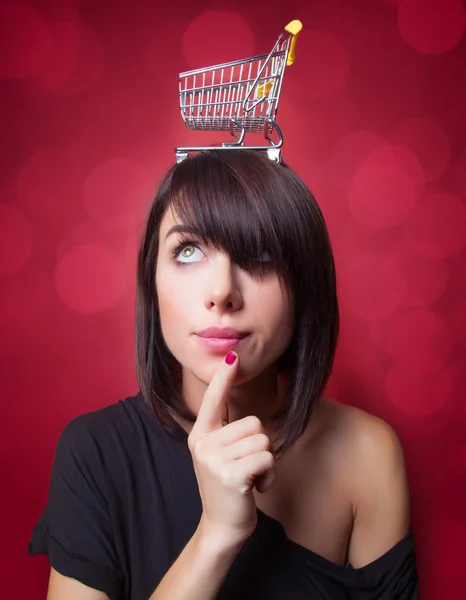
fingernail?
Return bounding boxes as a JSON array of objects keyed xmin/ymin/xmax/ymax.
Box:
[{"xmin": 225, "ymin": 351, "xmax": 237, "ymax": 365}]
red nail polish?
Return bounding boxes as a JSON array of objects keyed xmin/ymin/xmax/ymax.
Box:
[{"xmin": 225, "ymin": 351, "xmax": 237, "ymax": 365}]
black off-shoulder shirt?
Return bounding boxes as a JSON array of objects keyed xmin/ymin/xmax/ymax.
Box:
[{"xmin": 29, "ymin": 393, "xmax": 419, "ymax": 599}]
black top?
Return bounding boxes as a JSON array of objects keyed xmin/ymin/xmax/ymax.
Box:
[{"xmin": 29, "ymin": 393, "xmax": 419, "ymax": 599}]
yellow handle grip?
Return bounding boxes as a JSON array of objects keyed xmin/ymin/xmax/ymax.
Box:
[
  {"xmin": 257, "ymin": 79, "xmax": 273, "ymax": 99},
  {"xmin": 285, "ymin": 19, "xmax": 303, "ymax": 66}
]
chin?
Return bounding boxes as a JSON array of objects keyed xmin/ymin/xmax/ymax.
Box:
[{"xmin": 188, "ymin": 357, "xmax": 255, "ymax": 387}]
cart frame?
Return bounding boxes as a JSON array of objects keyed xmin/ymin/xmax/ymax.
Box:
[{"xmin": 175, "ymin": 20, "xmax": 302, "ymax": 163}]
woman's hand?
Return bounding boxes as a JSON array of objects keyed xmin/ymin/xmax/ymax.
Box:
[{"xmin": 187, "ymin": 351, "xmax": 276, "ymax": 547}]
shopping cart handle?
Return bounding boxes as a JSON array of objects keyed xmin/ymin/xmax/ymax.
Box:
[{"xmin": 285, "ymin": 19, "xmax": 303, "ymax": 66}]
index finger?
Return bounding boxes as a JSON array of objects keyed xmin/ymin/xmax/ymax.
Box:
[{"xmin": 192, "ymin": 351, "xmax": 239, "ymax": 435}]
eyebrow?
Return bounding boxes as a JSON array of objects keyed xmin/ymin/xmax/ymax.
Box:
[{"xmin": 164, "ymin": 224, "xmax": 200, "ymax": 241}]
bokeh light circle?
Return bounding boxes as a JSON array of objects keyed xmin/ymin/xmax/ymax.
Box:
[
  {"xmin": 35, "ymin": 20, "xmax": 105, "ymax": 95},
  {"xmin": 334, "ymin": 219, "xmax": 404, "ymax": 273},
  {"xmin": 56, "ymin": 221, "xmax": 124, "ymax": 261},
  {"xmin": 182, "ymin": 11, "xmax": 255, "ymax": 70},
  {"xmin": 386, "ymin": 356, "xmax": 451, "ymax": 416},
  {"xmin": 371, "ymin": 308, "xmax": 453, "ymax": 364},
  {"xmin": 326, "ymin": 132, "xmax": 385, "ymax": 234},
  {"xmin": 389, "ymin": 117, "xmax": 451, "ymax": 182},
  {"xmin": 54, "ymin": 244, "xmax": 127, "ymax": 314},
  {"xmin": 335, "ymin": 306, "xmax": 388, "ymax": 386},
  {"xmin": 0, "ymin": 3, "xmax": 53, "ymax": 79},
  {"xmin": 390, "ymin": 145, "xmax": 426, "ymax": 191},
  {"xmin": 339, "ymin": 253, "xmax": 407, "ymax": 320},
  {"xmin": 348, "ymin": 144, "xmax": 423, "ymax": 228},
  {"xmin": 0, "ymin": 264, "xmax": 55, "ymax": 356},
  {"xmin": 83, "ymin": 158, "xmax": 154, "ymax": 230},
  {"xmin": 397, "ymin": 0, "xmax": 466, "ymax": 54},
  {"xmin": 404, "ymin": 190, "xmax": 466, "ymax": 259},
  {"xmin": 330, "ymin": 131, "xmax": 386, "ymax": 171},
  {"xmin": 395, "ymin": 246, "xmax": 449, "ymax": 306},
  {"xmin": 0, "ymin": 203, "xmax": 34, "ymax": 276},
  {"xmin": 17, "ymin": 145, "xmax": 89, "ymax": 236}
]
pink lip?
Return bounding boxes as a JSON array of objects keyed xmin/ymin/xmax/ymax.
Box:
[
  {"xmin": 196, "ymin": 327, "xmax": 249, "ymax": 339},
  {"xmin": 195, "ymin": 328, "xmax": 250, "ymax": 353},
  {"xmin": 196, "ymin": 336, "xmax": 248, "ymax": 352}
]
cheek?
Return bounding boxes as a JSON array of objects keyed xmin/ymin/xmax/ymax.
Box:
[
  {"xmin": 156, "ymin": 267, "xmax": 196, "ymax": 349},
  {"xmin": 246, "ymin": 279, "xmax": 294, "ymax": 363},
  {"xmin": 272, "ymin": 305, "xmax": 294, "ymax": 356},
  {"xmin": 257, "ymin": 281, "xmax": 293, "ymax": 335},
  {"xmin": 156, "ymin": 270, "xmax": 179, "ymax": 336}
]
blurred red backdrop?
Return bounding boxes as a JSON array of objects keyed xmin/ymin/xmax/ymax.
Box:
[{"xmin": 1, "ymin": 0, "xmax": 466, "ymax": 598}]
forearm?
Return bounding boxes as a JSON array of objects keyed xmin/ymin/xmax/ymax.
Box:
[{"xmin": 149, "ymin": 519, "xmax": 244, "ymax": 600}]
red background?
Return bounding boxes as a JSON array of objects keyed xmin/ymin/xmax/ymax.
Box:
[{"xmin": 1, "ymin": 0, "xmax": 466, "ymax": 597}]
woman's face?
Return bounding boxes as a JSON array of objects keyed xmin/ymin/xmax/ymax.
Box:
[{"xmin": 155, "ymin": 206, "xmax": 294, "ymax": 387}]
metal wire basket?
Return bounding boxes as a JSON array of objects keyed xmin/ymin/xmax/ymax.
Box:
[{"xmin": 175, "ymin": 20, "xmax": 302, "ymax": 163}]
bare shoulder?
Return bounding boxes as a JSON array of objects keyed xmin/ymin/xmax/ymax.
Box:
[
  {"xmin": 313, "ymin": 398, "xmax": 398, "ymax": 459},
  {"xmin": 319, "ymin": 398, "xmax": 411, "ymax": 567},
  {"xmin": 321, "ymin": 397, "xmax": 406, "ymax": 460},
  {"xmin": 47, "ymin": 567, "xmax": 109, "ymax": 600}
]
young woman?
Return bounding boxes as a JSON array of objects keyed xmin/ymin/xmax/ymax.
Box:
[{"xmin": 29, "ymin": 150, "xmax": 418, "ymax": 599}]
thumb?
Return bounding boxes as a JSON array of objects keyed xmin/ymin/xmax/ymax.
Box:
[{"xmin": 254, "ymin": 468, "xmax": 276, "ymax": 494}]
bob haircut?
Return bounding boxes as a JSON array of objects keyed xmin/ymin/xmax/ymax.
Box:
[{"xmin": 136, "ymin": 149, "xmax": 339, "ymax": 459}]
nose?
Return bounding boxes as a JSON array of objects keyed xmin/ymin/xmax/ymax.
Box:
[{"xmin": 203, "ymin": 253, "xmax": 243, "ymax": 313}]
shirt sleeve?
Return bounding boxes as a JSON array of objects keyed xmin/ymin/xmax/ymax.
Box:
[
  {"xmin": 345, "ymin": 527, "xmax": 419, "ymax": 599},
  {"xmin": 28, "ymin": 415, "xmax": 124, "ymax": 600}
]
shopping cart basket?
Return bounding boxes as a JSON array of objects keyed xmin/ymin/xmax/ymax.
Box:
[{"xmin": 175, "ymin": 20, "xmax": 303, "ymax": 163}]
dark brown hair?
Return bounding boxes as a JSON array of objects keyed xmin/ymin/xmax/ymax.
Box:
[{"xmin": 135, "ymin": 149, "xmax": 339, "ymax": 458}]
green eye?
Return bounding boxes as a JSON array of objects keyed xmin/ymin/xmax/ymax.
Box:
[
  {"xmin": 173, "ymin": 241, "xmax": 203, "ymax": 264},
  {"xmin": 180, "ymin": 246, "xmax": 195, "ymax": 258}
]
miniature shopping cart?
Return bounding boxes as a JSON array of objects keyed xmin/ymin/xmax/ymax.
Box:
[{"xmin": 175, "ymin": 20, "xmax": 303, "ymax": 163}]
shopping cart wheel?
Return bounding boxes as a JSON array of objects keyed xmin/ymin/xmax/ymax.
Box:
[
  {"xmin": 266, "ymin": 148, "xmax": 282, "ymax": 163},
  {"xmin": 175, "ymin": 151, "xmax": 189, "ymax": 164}
]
